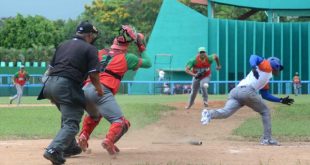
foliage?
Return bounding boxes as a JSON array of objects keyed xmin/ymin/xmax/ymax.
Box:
[
  {"xmin": 214, "ymin": 4, "xmax": 267, "ymax": 21},
  {"xmin": 58, "ymin": 19, "xmax": 80, "ymax": 40},
  {"xmin": 0, "ymin": 16, "xmax": 81, "ymax": 62},
  {"xmin": 180, "ymin": 0, "xmax": 267, "ymax": 21},
  {"xmin": 0, "ymin": 14, "xmax": 62, "ymax": 49},
  {"xmin": 0, "ymin": 0, "xmax": 308, "ymax": 62},
  {"xmin": 82, "ymin": 0, "xmax": 162, "ymax": 50},
  {"xmin": 0, "ymin": 14, "xmax": 61, "ymax": 62},
  {"xmin": 180, "ymin": 0, "xmax": 208, "ymax": 16},
  {"xmin": 0, "ymin": 46, "xmax": 55, "ymax": 62}
]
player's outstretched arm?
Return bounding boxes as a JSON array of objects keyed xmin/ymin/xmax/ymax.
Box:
[
  {"xmin": 260, "ymin": 89, "xmax": 294, "ymax": 105},
  {"xmin": 260, "ymin": 89, "xmax": 281, "ymax": 102}
]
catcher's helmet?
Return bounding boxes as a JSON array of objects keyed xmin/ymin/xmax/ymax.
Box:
[
  {"xmin": 267, "ymin": 57, "xmax": 283, "ymax": 71},
  {"xmin": 111, "ymin": 25, "xmax": 137, "ymax": 51}
]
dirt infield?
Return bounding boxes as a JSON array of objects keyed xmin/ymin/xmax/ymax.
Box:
[{"xmin": 1, "ymin": 101, "xmax": 310, "ymax": 165}]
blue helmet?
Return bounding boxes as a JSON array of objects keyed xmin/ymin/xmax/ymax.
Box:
[{"xmin": 267, "ymin": 57, "xmax": 283, "ymax": 71}]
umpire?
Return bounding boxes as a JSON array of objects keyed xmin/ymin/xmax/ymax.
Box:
[{"xmin": 40, "ymin": 21, "xmax": 103, "ymax": 165}]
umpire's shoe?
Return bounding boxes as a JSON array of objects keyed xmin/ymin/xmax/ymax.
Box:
[
  {"xmin": 43, "ymin": 148, "xmax": 66, "ymax": 165},
  {"xmin": 64, "ymin": 145, "xmax": 82, "ymax": 157}
]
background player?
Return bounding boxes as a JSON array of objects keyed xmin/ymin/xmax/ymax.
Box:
[
  {"xmin": 185, "ymin": 47, "xmax": 221, "ymax": 109},
  {"xmin": 9, "ymin": 65, "xmax": 29, "ymax": 105},
  {"xmin": 292, "ymin": 72, "xmax": 301, "ymax": 96},
  {"xmin": 78, "ymin": 25, "xmax": 151, "ymax": 155},
  {"xmin": 201, "ymin": 55, "xmax": 294, "ymax": 145}
]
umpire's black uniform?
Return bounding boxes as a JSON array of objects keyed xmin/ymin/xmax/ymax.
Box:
[{"xmin": 40, "ymin": 21, "xmax": 100, "ymax": 164}]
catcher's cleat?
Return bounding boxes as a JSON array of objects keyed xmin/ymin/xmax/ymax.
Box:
[
  {"xmin": 260, "ymin": 138, "xmax": 280, "ymax": 146},
  {"xmin": 203, "ymin": 101, "xmax": 208, "ymax": 108},
  {"xmin": 201, "ymin": 109, "xmax": 211, "ymax": 125},
  {"xmin": 102, "ymin": 138, "xmax": 116, "ymax": 155},
  {"xmin": 78, "ymin": 133, "xmax": 89, "ymax": 152},
  {"xmin": 43, "ymin": 148, "xmax": 66, "ymax": 165}
]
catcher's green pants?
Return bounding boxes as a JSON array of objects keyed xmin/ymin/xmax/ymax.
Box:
[{"xmin": 208, "ymin": 85, "xmax": 272, "ymax": 139}]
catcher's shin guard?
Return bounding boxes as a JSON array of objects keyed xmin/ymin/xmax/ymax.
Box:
[
  {"xmin": 78, "ymin": 115, "xmax": 102, "ymax": 151},
  {"xmin": 102, "ymin": 117, "xmax": 130, "ymax": 154}
]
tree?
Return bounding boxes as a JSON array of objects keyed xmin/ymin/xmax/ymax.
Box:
[
  {"xmin": 180, "ymin": 0, "xmax": 267, "ymax": 21},
  {"xmin": 0, "ymin": 14, "xmax": 62, "ymax": 49},
  {"xmin": 82, "ymin": 0, "xmax": 162, "ymax": 49}
]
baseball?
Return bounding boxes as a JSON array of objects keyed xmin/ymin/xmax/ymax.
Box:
[
  {"xmin": 203, "ymin": 83, "xmax": 209, "ymax": 88},
  {"xmin": 189, "ymin": 140, "xmax": 203, "ymax": 145}
]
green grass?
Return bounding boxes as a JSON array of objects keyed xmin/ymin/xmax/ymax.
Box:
[
  {"xmin": 0, "ymin": 106, "xmax": 61, "ymax": 139},
  {"xmin": 233, "ymin": 95, "xmax": 310, "ymax": 141},
  {"xmin": 1, "ymin": 94, "xmax": 310, "ymax": 142},
  {"xmin": 0, "ymin": 96, "xmax": 51, "ymax": 104},
  {"xmin": 0, "ymin": 95, "xmax": 197, "ymax": 140},
  {"xmin": 0, "ymin": 94, "xmax": 228, "ymax": 105}
]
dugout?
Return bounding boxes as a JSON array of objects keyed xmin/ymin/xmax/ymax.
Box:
[{"xmin": 132, "ymin": 0, "xmax": 310, "ymax": 95}]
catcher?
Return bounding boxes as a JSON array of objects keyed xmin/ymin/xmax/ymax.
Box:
[
  {"xmin": 185, "ymin": 47, "xmax": 221, "ymax": 109},
  {"xmin": 201, "ymin": 55, "xmax": 294, "ymax": 145},
  {"xmin": 77, "ymin": 25, "xmax": 151, "ymax": 155}
]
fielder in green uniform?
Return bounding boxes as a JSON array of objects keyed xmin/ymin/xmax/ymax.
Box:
[{"xmin": 185, "ymin": 47, "xmax": 221, "ymax": 109}]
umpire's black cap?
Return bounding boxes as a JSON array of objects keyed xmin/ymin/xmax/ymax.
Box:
[{"xmin": 76, "ymin": 21, "xmax": 98, "ymax": 34}]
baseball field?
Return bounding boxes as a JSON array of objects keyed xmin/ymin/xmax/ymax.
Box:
[{"xmin": 0, "ymin": 94, "xmax": 310, "ymax": 165}]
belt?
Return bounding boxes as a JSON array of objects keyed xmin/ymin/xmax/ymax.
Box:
[
  {"xmin": 104, "ymin": 69, "xmax": 123, "ymax": 80},
  {"xmin": 238, "ymin": 85, "xmax": 256, "ymax": 91}
]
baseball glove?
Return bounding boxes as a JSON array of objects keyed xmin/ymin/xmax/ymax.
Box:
[
  {"xmin": 195, "ymin": 70, "xmax": 206, "ymax": 80},
  {"xmin": 280, "ymin": 96, "xmax": 294, "ymax": 105}
]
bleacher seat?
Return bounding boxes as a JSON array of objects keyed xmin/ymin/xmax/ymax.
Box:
[
  {"xmin": 33, "ymin": 62, "xmax": 38, "ymax": 67},
  {"xmin": 41, "ymin": 62, "xmax": 46, "ymax": 67},
  {"xmin": 0, "ymin": 61, "xmax": 5, "ymax": 67},
  {"xmin": 25, "ymin": 62, "xmax": 30, "ymax": 67},
  {"xmin": 17, "ymin": 62, "xmax": 22, "ymax": 67},
  {"xmin": 8, "ymin": 62, "xmax": 14, "ymax": 67}
]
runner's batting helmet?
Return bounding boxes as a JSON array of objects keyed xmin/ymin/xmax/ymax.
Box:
[{"xmin": 267, "ymin": 57, "xmax": 284, "ymax": 71}]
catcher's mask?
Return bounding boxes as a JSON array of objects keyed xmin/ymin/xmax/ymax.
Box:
[{"xmin": 111, "ymin": 25, "xmax": 137, "ymax": 51}]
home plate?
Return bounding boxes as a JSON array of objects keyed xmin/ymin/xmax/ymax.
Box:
[
  {"xmin": 119, "ymin": 147, "xmax": 138, "ymax": 150},
  {"xmin": 228, "ymin": 149, "xmax": 241, "ymax": 154}
]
